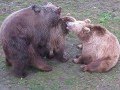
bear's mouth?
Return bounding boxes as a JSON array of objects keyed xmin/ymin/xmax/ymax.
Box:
[
  {"xmin": 66, "ymin": 25, "xmax": 71, "ymax": 30},
  {"xmin": 66, "ymin": 26, "xmax": 71, "ymax": 30}
]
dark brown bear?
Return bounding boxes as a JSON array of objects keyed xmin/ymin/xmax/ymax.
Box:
[{"xmin": 0, "ymin": 3, "xmax": 61, "ymax": 78}]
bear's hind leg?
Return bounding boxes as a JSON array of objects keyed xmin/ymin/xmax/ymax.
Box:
[
  {"xmin": 46, "ymin": 50, "xmax": 55, "ymax": 59},
  {"xmin": 5, "ymin": 37, "xmax": 30, "ymax": 78},
  {"xmin": 81, "ymin": 57, "xmax": 110, "ymax": 72},
  {"xmin": 6, "ymin": 58, "xmax": 12, "ymax": 66},
  {"xmin": 3, "ymin": 46, "xmax": 12, "ymax": 66},
  {"xmin": 12, "ymin": 60, "xmax": 27, "ymax": 78},
  {"xmin": 28, "ymin": 45, "xmax": 52, "ymax": 71},
  {"xmin": 73, "ymin": 55, "xmax": 82, "ymax": 64}
]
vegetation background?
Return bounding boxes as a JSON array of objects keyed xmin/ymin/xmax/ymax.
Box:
[{"xmin": 0, "ymin": 0, "xmax": 120, "ymax": 90}]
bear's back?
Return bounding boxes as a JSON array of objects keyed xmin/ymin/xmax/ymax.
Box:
[
  {"xmin": 0, "ymin": 6, "xmax": 34, "ymax": 31},
  {"xmin": 82, "ymin": 25, "xmax": 120, "ymax": 61},
  {"xmin": 0, "ymin": 7, "xmax": 35, "ymax": 42}
]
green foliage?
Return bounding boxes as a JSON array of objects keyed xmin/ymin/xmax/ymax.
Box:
[
  {"xmin": 98, "ymin": 12, "xmax": 112, "ymax": 24},
  {"xmin": 0, "ymin": 15, "xmax": 7, "ymax": 21},
  {"xmin": 64, "ymin": 78, "xmax": 76, "ymax": 85}
]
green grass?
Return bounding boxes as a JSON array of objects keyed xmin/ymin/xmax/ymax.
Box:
[
  {"xmin": 0, "ymin": 0, "xmax": 120, "ymax": 90},
  {"xmin": 98, "ymin": 12, "xmax": 112, "ymax": 25},
  {"xmin": 0, "ymin": 14, "xmax": 8, "ymax": 21}
]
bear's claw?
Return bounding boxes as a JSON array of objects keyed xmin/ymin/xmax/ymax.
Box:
[
  {"xmin": 80, "ymin": 65, "xmax": 88, "ymax": 72},
  {"xmin": 40, "ymin": 65, "xmax": 52, "ymax": 72}
]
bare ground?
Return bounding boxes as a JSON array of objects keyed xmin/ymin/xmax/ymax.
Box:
[{"xmin": 0, "ymin": 0, "xmax": 120, "ymax": 90}]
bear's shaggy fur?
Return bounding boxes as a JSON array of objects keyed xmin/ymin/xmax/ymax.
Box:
[
  {"xmin": 0, "ymin": 3, "xmax": 61, "ymax": 78},
  {"xmin": 46, "ymin": 16, "xmax": 76, "ymax": 62},
  {"xmin": 67, "ymin": 19, "xmax": 120, "ymax": 72}
]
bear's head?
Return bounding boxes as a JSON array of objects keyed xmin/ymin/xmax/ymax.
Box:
[
  {"xmin": 66, "ymin": 19, "xmax": 91, "ymax": 34},
  {"xmin": 58, "ymin": 16, "xmax": 77, "ymax": 35},
  {"xmin": 32, "ymin": 2, "xmax": 61, "ymax": 27},
  {"xmin": 67, "ymin": 19, "xmax": 107, "ymax": 42}
]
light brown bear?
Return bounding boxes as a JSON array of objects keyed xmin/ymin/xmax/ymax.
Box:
[{"xmin": 67, "ymin": 19, "xmax": 120, "ymax": 72}]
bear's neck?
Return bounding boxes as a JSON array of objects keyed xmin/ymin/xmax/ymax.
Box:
[{"xmin": 77, "ymin": 31, "xmax": 92, "ymax": 43}]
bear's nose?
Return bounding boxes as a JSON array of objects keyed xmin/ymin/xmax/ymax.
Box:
[
  {"xmin": 66, "ymin": 22, "xmax": 75, "ymax": 29},
  {"xmin": 67, "ymin": 22, "xmax": 74, "ymax": 27},
  {"xmin": 66, "ymin": 22, "xmax": 73, "ymax": 30}
]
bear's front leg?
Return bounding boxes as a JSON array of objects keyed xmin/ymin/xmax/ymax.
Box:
[
  {"xmin": 54, "ymin": 48, "xmax": 68, "ymax": 62},
  {"xmin": 37, "ymin": 45, "xmax": 54, "ymax": 59},
  {"xmin": 77, "ymin": 44, "xmax": 83, "ymax": 50},
  {"xmin": 37, "ymin": 45, "xmax": 49, "ymax": 58},
  {"xmin": 46, "ymin": 50, "xmax": 55, "ymax": 59},
  {"xmin": 73, "ymin": 56, "xmax": 92, "ymax": 65},
  {"xmin": 73, "ymin": 55, "xmax": 82, "ymax": 64},
  {"xmin": 28, "ymin": 44, "xmax": 52, "ymax": 71}
]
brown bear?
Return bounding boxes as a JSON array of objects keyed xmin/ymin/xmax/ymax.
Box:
[
  {"xmin": 0, "ymin": 3, "xmax": 61, "ymax": 78},
  {"xmin": 67, "ymin": 19, "xmax": 120, "ymax": 72},
  {"xmin": 46, "ymin": 16, "xmax": 76, "ymax": 62}
]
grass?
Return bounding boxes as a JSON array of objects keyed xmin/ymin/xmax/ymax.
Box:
[
  {"xmin": 0, "ymin": 0, "xmax": 120, "ymax": 90},
  {"xmin": 98, "ymin": 12, "xmax": 112, "ymax": 25}
]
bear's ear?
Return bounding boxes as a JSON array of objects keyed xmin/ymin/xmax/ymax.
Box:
[
  {"xmin": 32, "ymin": 5, "xmax": 41, "ymax": 13},
  {"xmin": 55, "ymin": 7, "xmax": 61, "ymax": 15},
  {"xmin": 46, "ymin": 2, "xmax": 53, "ymax": 5},
  {"xmin": 84, "ymin": 19, "xmax": 91, "ymax": 24},
  {"xmin": 66, "ymin": 13, "xmax": 71, "ymax": 16},
  {"xmin": 61, "ymin": 16, "xmax": 76, "ymax": 22},
  {"xmin": 93, "ymin": 25, "xmax": 106, "ymax": 35},
  {"xmin": 83, "ymin": 27, "xmax": 90, "ymax": 33}
]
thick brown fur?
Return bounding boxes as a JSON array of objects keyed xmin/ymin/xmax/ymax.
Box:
[
  {"xmin": 69, "ymin": 23, "xmax": 120, "ymax": 72},
  {"xmin": 46, "ymin": 16, "xmax": 76, "ymax": 62},
  {"xmin": 0, "ymin": 3, "xmax": 61, "ymax": 78}
]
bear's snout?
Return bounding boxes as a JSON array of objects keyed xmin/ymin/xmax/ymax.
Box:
[{"xmin": 66, "ymin": 22, "xmax": 75, "ymax": 30}]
